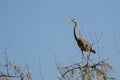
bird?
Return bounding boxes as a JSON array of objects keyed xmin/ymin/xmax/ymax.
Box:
[{"xmin": 67, "ymin": 18, "xmax": 96, "ymax": 58}]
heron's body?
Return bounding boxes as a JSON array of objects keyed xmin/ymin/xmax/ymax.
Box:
[
  {"xmin": 67, "ymin": 18, "xmax": 96, "ymax": 55},
  {"xmin": 75, "ymin": 36, "xmax": 96, "ymax": 53}
]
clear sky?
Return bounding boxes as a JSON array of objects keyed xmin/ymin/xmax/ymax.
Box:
[{"xmin": 0, "ymin": 0, "xmax": 120, "ymax": 80}]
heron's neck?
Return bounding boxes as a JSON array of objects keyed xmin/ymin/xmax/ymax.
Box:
[
  {"xmin": 74, "ymin": 22, "xmax": 77, "ymax": 28},
  {"xmin": 74, "ymin": 22, "xmax": 78, "ymax": 40}
]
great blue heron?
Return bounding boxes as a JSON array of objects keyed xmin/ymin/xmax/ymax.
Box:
[{"xmin": 67, "ymin": 18, "xmax": 96, "ymax": 58}]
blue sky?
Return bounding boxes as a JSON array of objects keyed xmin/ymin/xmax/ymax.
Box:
[{"xmin": 0, "ymin": 0, "xmax": 120, "ymax": 80}]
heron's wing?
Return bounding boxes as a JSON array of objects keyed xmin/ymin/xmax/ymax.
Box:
[{"xmin": 77, "ymin": 38, "xmax": 96, "ymax": 53}]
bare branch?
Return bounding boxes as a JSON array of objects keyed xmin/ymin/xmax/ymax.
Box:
[
  {"xmin": 113, "ymin": 35, "xmax": 120, "ymax": 55},
  {"xmin": 39, "ymin": 59, "xmax": 45, "ymax": 80}
]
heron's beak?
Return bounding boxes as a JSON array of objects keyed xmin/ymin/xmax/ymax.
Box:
[{"xmin": 66, "ymin": 19, "xmax": 72, "ymax": 22}]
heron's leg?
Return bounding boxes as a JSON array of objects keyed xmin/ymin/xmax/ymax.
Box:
[
  {"xmin": 82, "ymin": 51, "xmax": 84, "ymax": 63},
  {"xmin": 87, "ymin": 52, "xmax": 91, "ymax": 63}
]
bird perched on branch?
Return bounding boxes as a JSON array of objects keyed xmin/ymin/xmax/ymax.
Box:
[{"xmin": 67, "ymin": 18, "xmax": 96, "ymax": 58}]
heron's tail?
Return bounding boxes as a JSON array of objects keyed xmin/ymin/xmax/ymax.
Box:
[{"xmin": 92, "ymin": 49, "xmax": 96, "ymax": 54}]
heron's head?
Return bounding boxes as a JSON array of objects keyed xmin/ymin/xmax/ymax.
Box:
[{"xmin": 67, "ymin": 18, "xmax": 78, "ymax": 23}]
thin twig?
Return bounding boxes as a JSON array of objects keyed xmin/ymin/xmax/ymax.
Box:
[
  {"xmin": 0, "ymin": 74, "xmax": 20, "ymax": 78},
  {"xmin": 113, "ymin": 35, "xmax": 120, "ymax": 55},
  {"xmin": 39, "ymin": 59, "xmax": 45, "ymax": 80},
  {"xmin": 93, "ymin": 27, "xmax": 101, "ymax": 62}
]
